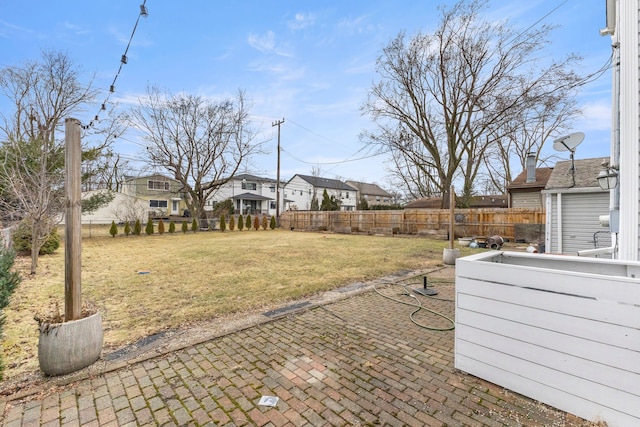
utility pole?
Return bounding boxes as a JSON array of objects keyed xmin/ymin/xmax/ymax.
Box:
[
  {"xmin": 272, "ymin": 118, "xmax": 284, "ymax": 226},
  {"xmin": 65, "ymin": 118, "xmax": 82, "ymax": 321}
]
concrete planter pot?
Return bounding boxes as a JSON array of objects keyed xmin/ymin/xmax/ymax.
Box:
[
  {"xmin": 443, "ymin": 248, "xmax": 460, "ymax": 265},
  {"xmin": 38, "ymin": 311, "xmax": 103, "ymax": 376}
]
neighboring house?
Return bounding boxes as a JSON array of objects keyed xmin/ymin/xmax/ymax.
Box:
[
  {"xmin": 507, "ymin": 155, "xmax": 553, "ymax": 209},
  {"xmin": 542, "ymin": 157, "xmax": 611, "ymax": 255},
  {"xmin": 285, "ymin": 175, "xmax": 357, "ymax": 211},
  {"xmin": 207, "ymin": 173, "xmax": 283, "ymax": 216},
  {"xmin": 121, "ymin": 174, "xmax": 188, "ymax": 217},
  {"xmin": 404, "ymin": 195, "xmax": 507, "ymax": 209},
  {"xmin": 81, "ymin": 189, "xmax": 148, "ymax": 225},
  {"xmin": 345, "ymin": 181, "xmax": 394, "ymax": 208}
]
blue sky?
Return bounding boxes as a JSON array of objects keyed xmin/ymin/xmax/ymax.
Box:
[{"xmin": 1, "ymin": 0, "xmax": 612, "ymax": 187}]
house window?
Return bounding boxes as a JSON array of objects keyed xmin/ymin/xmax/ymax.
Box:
[
  {"xmin": 270, "ymin": 201, "xmax": 276, "ymax": 209},
  {"xmin": 345, "ymin": 192, "xmax": 349, "ymax": 199},
  {"xmin": 149, "ymin": 200, "xmax": 168, "ymax": 208},
  {"xmin": 242, "ymin": 181, "xmax": 257, "ymax": 190},
  {"xmin": 300, "ymin": 190, "xmax": 303, "ymax": 196},
  {"xmin": 148, "ymin": 180, "xmax": 169, "ymax": 190},
  {"xmin": 376, "ymin": 196, "xmax": 381, "ymax": 202},
  {"xmin": 308, "ymin": 189, "xmax": 311, "ymax": 195},
  {"xmin": 269, "ymin": 186, "xmax": 275, "ymax": 193}
]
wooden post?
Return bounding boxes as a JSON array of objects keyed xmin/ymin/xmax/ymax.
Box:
[
  {"xmin": 65, "ymin": 118, "xmax": 82, "ymax": 321},
  {"xmin": 449, "ymin": 185, "xmax": 455, "ymax": 249}
]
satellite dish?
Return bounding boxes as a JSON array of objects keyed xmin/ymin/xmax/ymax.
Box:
[{"xmin": 553, "ymin": 132, "xmax": 585, "ymax": 153}]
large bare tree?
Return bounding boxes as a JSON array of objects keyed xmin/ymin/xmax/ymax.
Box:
[
  {"xmin": 131, "ymin": 87, "xmax": 260, "ymax": 220},
  {"xmin": 361, "ymin": 0, "xmax": 583, "ymax": 206},
  {"xmin": 0, "ymin": 50, "xmax": 99, "ymax": 274}
]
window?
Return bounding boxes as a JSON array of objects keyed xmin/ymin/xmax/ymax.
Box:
[
  {"xmin": 148, "ymin": 180, "xmax": 169, "ymax": 190},
  {"xmin": 269, "ymin": 186, "xmax": 275, "ymax": 193},
  {"xmin": 149, "ymin": 200, "xmax": 168, "ymax": 208},
  {"xmin": 242, "ymin": 181, "xmax": 257, "ymax": 190},
  {"xmin": 345, "ymin": 192, "xmax": 349, "ymax": 199},
  {"xmin": 300, "ymin": 190, "xmax": 303, "ymax": 196},
  {"xmin": 308, "ymin": 189, "xmax": 311, "ymax": 195},
  {"xmin": 270, "ymin": 201, "xmax": 276, "ymax": 209}
]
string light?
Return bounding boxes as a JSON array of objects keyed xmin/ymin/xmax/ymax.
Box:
[{"xmin": 82, "ymin": 1, "xmax": 149, "ymax": 129}]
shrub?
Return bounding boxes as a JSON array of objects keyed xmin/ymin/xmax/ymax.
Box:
[
  {"xmin": 124, "ymin": 221, "xmax": 131, "ymax": 236},
  {"xmin": 254, "ymin": 216, "xmax": 260, "ymax": 230},
  {"xmin": 168, "ymin": 221, "xmax": 176, "ymax": 234},
  {"xmin": 229, "ymin": 215, "xmax": 235, "ymax": 231},
  {"xmin": 145, "ymin": 221, "xmax": 154, "ymax": 235},
  {"xmin": 0, "ymin": 248, "xmax": 21, "ymax": 380},
  {"xmin": 158, "ymin": 218, "xmax": 165, "ymax": 235},
  {"xmin": 262, "ymin": 215, "xmax": 268, "ymax": 230},
  {"xmin": 270, "ymin": 215, "xmax": 276, "ymax": 230},
  {"xmin": 191, "ymin": 218, "xmax": 198, "ymax": 232},
  {"xmin": 109, "ymin": 221, "xmax": 118, "ymax": 238},
  {"xmin": 181, "ymin": 220, "xmax": 188, "ymax": 233},
  {"xmin": 238, "ymin": 214, "xmax": 244, "ymax": 231},
  {"xmin": 12, "ymin": 222, "xmax": 60, "ymax": 255},
  {"xmin": 220, "ymin": 214, "xmax": 226, "ymax": 231},
  {"xmin": 245, "ymin": 214, "xmax": 252, "ymax": 230},
  {"xmin": 134, "ymin": 219, "xmax": 142, "ymax": 236}
]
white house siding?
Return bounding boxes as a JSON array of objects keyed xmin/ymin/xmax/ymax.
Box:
[
  {"xmin": 284, "ymin": 176, "xmax": 314, "ymax": 210},
  {"xmin": 545, "ymin": 190, "xmax": 609, "ymax": 255},
  {"xmin": 618, "ymin": 0, "xmax": 640, "ymax": 260},
  {"xmin": 80, "ymin": 191, "xmax": 148, "ymax": 225}
]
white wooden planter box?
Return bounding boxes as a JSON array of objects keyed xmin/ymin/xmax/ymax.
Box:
[{"xmin": 455, "ymin": 251, "xmax": 640, "ymax": 427}]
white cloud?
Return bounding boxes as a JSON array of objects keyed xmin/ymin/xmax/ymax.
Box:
[
  {"xmin": 248, "ymin": 30, "xmax": 276, "ymax": 53},
  {"xmin": 288, "ymin": 13, "xmax": 315, "ymax": 31}
]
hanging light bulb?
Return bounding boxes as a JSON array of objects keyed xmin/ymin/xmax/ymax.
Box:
[{"xmin": 140, "ymin": 4, "xmax": 149, "ymax": 17}]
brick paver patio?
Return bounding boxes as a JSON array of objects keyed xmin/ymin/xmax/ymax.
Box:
[{"xmin": 1, "ymin": 267, "xmax": 594, "ymax": 426}]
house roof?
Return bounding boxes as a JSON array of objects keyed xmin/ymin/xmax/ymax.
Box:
[
  {"xmin": 345, "ymin": 181, "xmax": 392, "ymax": 197},
  {"xmin": 234, "ymin": 173, "xmax": 277, "ymax": 184},
  {"xmin": 545, "ymin": 157, "xmax": 608, "ymax": 190},
  {"xmin": 404, "ymin": 194, "xmax": 508, "ymax": 209},
  {"xmin": 293, "ymin": 174, "xmax": 356, "ymax": 191},
  {"xmin": 231, "ymin": 192, "xmax": 273, "ymax": 201},
  {"xmin": 507, "ymin": 167, "xmax": 554, "ymax": 190}
]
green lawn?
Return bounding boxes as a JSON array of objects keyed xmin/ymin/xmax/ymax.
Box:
[{"xmin": 2, "ymin": 226, "xmax": 469, "ymax": 379}]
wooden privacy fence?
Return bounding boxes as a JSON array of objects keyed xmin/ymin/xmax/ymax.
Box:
[{"xmin": 279, "ymin": 208, "xmax": 545, "ymax": 241}]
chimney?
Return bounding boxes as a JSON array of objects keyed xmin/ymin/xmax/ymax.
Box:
[{"xmin": 526, "ymin": 153, "xmax": 536, "ymax": 183}]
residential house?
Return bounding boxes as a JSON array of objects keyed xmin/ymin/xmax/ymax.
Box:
[
  {"xmin": 81, "ymin": 189, "xmax": 148, "ymax": 225},
  {"xmin": 121, "ymin": 174, "xmax": 187, "ymax": 217},
  {"xmin": 207, "ymin": 173, "xmax": 283, "ymax": 216},
  {"xmin": 404, "ymin": 195, "xmax": 508, "ymax": 209},
  {"xmin": 284, "ymin": 175, "xmax": 357, "ymax": 211},
  {"xmin": 507, "ymin": 155, "xmax": 553, "ymax": 209},
  {"xmin": 542, "ymin": 157, "xmax": 611, "ymax": 255},
  {"xmin": 345, "ymin": 181, "xmax": 394, "ymax": 208}
]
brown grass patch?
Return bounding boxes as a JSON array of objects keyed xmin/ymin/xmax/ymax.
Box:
[{"xmin": 2, "ymin": 226, "xmax": 466, "ymax": 379}]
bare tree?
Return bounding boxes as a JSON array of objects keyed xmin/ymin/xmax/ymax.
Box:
[
  {"xmin": 361, "ymin": 0, "xmax": 583, "ymax": 206},
  {"xmin": 0, "ymin": 50, "xmax": 97, "ymax": 274},
  {"xmin": 131, "ymin": 87, "xmax": 261, "ymax": 220}
]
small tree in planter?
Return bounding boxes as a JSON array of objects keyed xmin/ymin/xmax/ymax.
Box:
[
  {"xmin": 168, "ymin": 221, "xmax": 176, "ymax": 234},
  {"xmin": 220, "ymin": 214, "xmax": 226, "ymax": 231},
  {"xmin": 254, "ymin": 216, "xmax": 260, "ymax": 230},
  {"xmin": 145, "ymin": 220, "xmax": 154, "ymax": 235},
  {"xmin": 229, "ymin": 215, "xmax": 235, "ymax": 231},
  {"xmin": 270, "ymin": 215, "xmax": 276, "ymax": 230},
  {"xmin": 246, "ymin": 214, "xmax": 252, "ymax": 230},
  {"xmin": 238, "ymin": 214, "xmax": 244, "ymax": 231},
  {"xmin": 191, "ymin": 218, "xmax": 198, "ymax": 232},
  {"xmin": 181, "ymin": 220, "xmax": 188, "ymax": 233},
  {"xmin": 134, "ymin": 219, "xmax": 142, "ymax": 236},
  {"xmin": 124, "ymin": 221, "xmax": 131, "ymax": 236},
  {"xmin": 158, "ymin": 218, "xmax": 165, "ymax": 235},
  {"xmin": 109, "ymin": 221, "xmax": 118, "ymax": 237}
]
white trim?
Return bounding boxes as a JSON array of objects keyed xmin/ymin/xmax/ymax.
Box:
[
  {"xmin": 557, "ymin": 193, "xmax": 563, "ymax": 253},
  {"xmin": 618, "ymin": 0, "xmax": 640, "ymax": 260}
]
